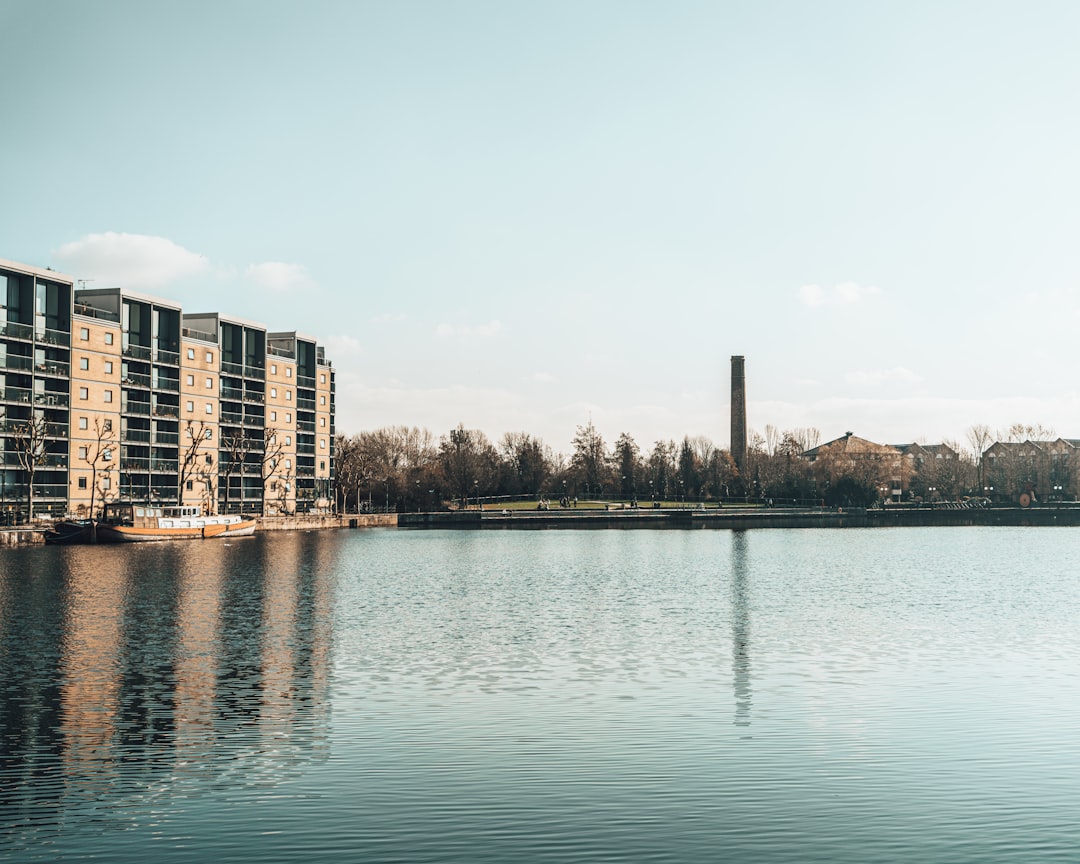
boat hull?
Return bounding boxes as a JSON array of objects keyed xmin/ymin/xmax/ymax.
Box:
[{"xmin": 98, "ymin": 519, "xmax": 257, "ymax": 543}]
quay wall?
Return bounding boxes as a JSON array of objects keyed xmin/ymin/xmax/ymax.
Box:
[
  {"xmin": 398, "ymin": 507, "xmax": 1080, "ymax": 530},
  {"xmin": 0, "ymin": 529, "xmax": 45, "ymax": 547},
  {"xmin": 257, "ymin": 514, "xmax": 398, "ymax": 531}
]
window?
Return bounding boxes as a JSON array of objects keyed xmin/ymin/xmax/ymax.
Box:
[
  {"xmin": 104, "ymin": 332, "xmax": 114, "ymax": 345},
  {"xmin": 286, "ymin": 391, "xmax": 292, "ymax": 401},
  {"xmin": 79, "ymin": 417, "xmax": 88, "ymax": 430},
  {"xmin": 104, "ymin": 361, "xmax": 113, "ymax": 374},
  {"xmin": 285, "ymin": 435, "xmax": 292, "ymax": 446},
  {"xmin": 205, "ymin": 403, "xmax": 213, "ymax": 415},
  {"xmin": 102, "ymin": 476, "xmax": 111, "ymax": 489},
  {"xmin": 320, "ymin": 460, "xmax": 326, "ymax": 471},
  {"xmin": 102, "ymin": 448, "xmax": 112, "ymax": 461},
  {"xmin": 205, "ymin": 454, "xmax": 212, "ymax": 464},
  {"xmin": 79, "ymin": 357, "xmax": 89, "ymax": 371},
  {"xmin": 103, "ymin": 419, "xmax": 112, "ymax": 432},
  {"xmin": 78, "ymin": 477, "xmax": 87, "ymax": 490},
  {"xmin": 206, "ymin": 352, "xmax": 213, "ymax": 363},
  {"xmin": 79, "ymin": 387, "xmax": 88, "ymax": 400},
  {"xmin": 186, "ymin": 375, "xmax": 195, "ymax": 386},
  {"xmin": 320, "ymin": 439, "xmax": 326, "ymax": 449},
  {"xmin": 104, "ymin": 389, "xmax": 113, "ymax": 403},
  {"xmin": 286, "ymin": 413, "xmax": 291, "ymax": 423},
  {"xmin": 187, "ymin": 348, "xmax": 195, "ymax": 360},
  {"xmin": 80, "ymin": 328, "xmax": 89, "ymax": 341},
  {"xmin": 205, "ymin": 428, "xmax": 212, "ymax": 440},
  {"xmin": 270, "ymin": 387, "xmax": 278, "ymax": 398},
  {"xmin": 320, "ymin": 417, "xmax": 326, "ymax": 427},
  {"xmin": 271, "ymin": 364, "xmax": 277, "ymax": 375},
  {"xmin": 320, "ymin": 374, "xmax": 326, "ymax": 384},
  {"xmin": 186, "ymin": 401, "xmax": 194, "ymax": 412},
  {"xmin": 186, "ymin": 480, "xmax": 194, "ymax": 491},
  {"xmin": 320, "ymin": 395, "xmax": 326, "ymax": 405},
  {"xmin": 270, "ymin": 410, "xmax": 277, "ymax": 422},
  {"xmin": 78, "ymin": 446, "xmax": 88, "ymax": 460},
  {"xmin": 205, "ymin": 377, "xmax": 212, "ymax": 389},
  {"xmin": 285, "ymin": 458, "xmax": 292, "ymax": 468},
  {"xmin": 286, "ymin": 367, "xmax": 292, "ymax": 378}
]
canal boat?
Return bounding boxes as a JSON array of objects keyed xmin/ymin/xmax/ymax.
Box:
[{"xmin": 97, "ymin": 503, "xmax": 257, "ymax": 543}]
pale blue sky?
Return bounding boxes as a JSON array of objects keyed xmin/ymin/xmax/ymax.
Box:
[{"xmin": 3, "ymin": 1, "xmax": 1080, "ymax": 452}]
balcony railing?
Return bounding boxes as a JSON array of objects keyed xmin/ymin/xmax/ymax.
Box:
[
  {"xmin": 297, "ymin": 398, "xmax": 316, "ymax": 412},
  {"xmin": 124, "ymin": 344, "xmax": 152, "ymax": 361},
  {"xmin": 124, "ymin": 401, "xmax": 152, "ymax": 415},
  {"xmin": 153, "ymin": 377, "xmax": 180, "ymax": 392},
  {"xmin": 0, "ymin": 321, "xmax": 34, "ymax": 340},
  {"xmin": 122, "ymin": 372, "xmax": 152, "ymax": 389},
  {"xmin": 38, "ymin": 328, "xmax": 70, "ymax": 347},
  {"xmin": 73, "ymin": 303, "xmax": 120, "ymax": 323},
  {"xmin": 298, "ymin": 375, "xmax": 316, "ymax": 389},
  {"xmin": 152, "ymin": 405, "xmax": 179, "ymax": 418},
  {"xmin": 153, "ymin": 431, "xmax": 179, "ymax": 446},
  {"xmin": 181, "ymin": 326, "xmax": 218, "ymax": 344},
  {"xmin": 243, "ymin": 415, "xmax": 265, "ymax": 428},
  {"xmin": 122, "ymin": 429, "xmax": 152, "ymax": 443},
  {"xmin": 243, "ymin": 389, "xmax": 265, "ymax": 403},
  {"xmin": 154, "ymin": 348, "xmax": 180, "ymax": 366},
  {"xmin": 244, "ymin": 364, "xmax": 265, "ymax": 380},
  {"xmin": 267, "ymin": 344, "xmax": 295, "ymax": 359},
  {"xmin": 37, "ymin": 360, "xmax": 70, "ymax": 377}
]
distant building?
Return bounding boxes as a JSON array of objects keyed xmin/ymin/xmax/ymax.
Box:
[
  {"xmin": 802, "ymin": 432, "xmax": 904, "ymax": 503},
  {"xmin": 982, "ymin": 438, "xmax": 1080, "ymax": 504},
  {"xmin": 0, "ymin": 257, "xmax": 335, "ymax": 520}
]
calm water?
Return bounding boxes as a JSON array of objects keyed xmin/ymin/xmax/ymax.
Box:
[{"xmin": 2, "ymin": 527, "xmax": 1079, "ymax": 862}]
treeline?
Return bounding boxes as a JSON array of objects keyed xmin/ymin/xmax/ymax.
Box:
[
  {"xmin": 333, "ymin": 421, "xmax": 843, "ymax": 512},
  {"xmin": 334, "ymin": 420, "xmax": 746, "ymax": 513}
]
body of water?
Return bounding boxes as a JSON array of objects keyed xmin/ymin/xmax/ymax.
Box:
[{"xmin": 2, "ymin": 527, "xmax": 1078, "ymax": 862}]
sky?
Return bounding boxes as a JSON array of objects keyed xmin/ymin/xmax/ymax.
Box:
[{"xmin": 3, "ymin": 0, "xmax": 1080, "ymax": 455}]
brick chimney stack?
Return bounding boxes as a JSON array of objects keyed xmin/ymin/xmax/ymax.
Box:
[{"xmin": 731, "ymin": 355, "xmax": 747, "ymax": 481}]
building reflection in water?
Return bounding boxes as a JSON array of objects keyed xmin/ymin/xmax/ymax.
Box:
[
  {"xmin": 731, "ymin": 530, "xmax": 752, "ymax": 730},
  {"xmin": 0, "ymin": 532, "xmax": 336, "ymax": 836}
]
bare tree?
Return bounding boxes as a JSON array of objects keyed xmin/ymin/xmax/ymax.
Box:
[
  {"xmin": 258, "ymin": 427, "xmax": 287, "ymax": 516},
  {"xmin": 219, "ymin": 431, "xmax": 251, "ymax": 514},
  {"xmin": 78, "ymin": 417, "xmax": 116, "ymax": 541},
  {"xmin": 11, "ymin": 414, "xmax": 49, "ymax": 522},
  {"xmin": 178, "ymin": 419, "xmax": 212, "ymax": 509}
]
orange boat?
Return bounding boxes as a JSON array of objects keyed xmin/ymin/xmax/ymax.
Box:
[{"xmin": 97, "ymin": 503, "xmax": 257, "ymax": 542}]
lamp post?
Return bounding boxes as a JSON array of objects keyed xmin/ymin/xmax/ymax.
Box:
[
  {"xmin": 928, "ymin": 486, "xmax": 936, "ymax": 508},
  {"xmin": 474, "ymin": 479, "xmax": 479, "ymax": 511},
  {"xmin": 1054, "ymin": 484, "xmax": 1063, "ymax": 506},
  {"xmin": 429, "ymin": 488, "xmax": 434, "ymax": 512}
]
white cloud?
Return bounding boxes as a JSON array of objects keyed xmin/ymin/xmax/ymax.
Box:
[
  {"xmin": 799, "ymin": 281, "xmax": 881, "ymax": 307},
  {"xmin": 372, "ymin": 312, "xmax": 407, "ymax": 324},
  {"xmin": 846, "ymin": 367, "xmax": 920, "ymax": 387},
  {"xmin": 244, "ymin": 261, "xmax": 316, "ymax": 294},
  {"xmin": 435, "ymin": 320, "xmax": 503, "ymax": 339},
  {"xmin": 525, "ymin": 372, "xmax": 554, "ymax": 383},
  {"xmin": 53, "ymin": 232, "xmax": 209, "ymax": 289},
  {"xmin": 324, "ymin": 334, "xmax": 363, "ymax": 357}
]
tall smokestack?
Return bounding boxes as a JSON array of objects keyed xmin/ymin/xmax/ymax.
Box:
[{"xmin": 730, "ymin": 355, "xmax": 747, "ymax": 481}]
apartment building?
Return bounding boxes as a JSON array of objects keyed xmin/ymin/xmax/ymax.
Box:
[
  {"xmin": 0, "ymin": 259, "xmax": 73, "ymax": 522},
  {"xmin": 0, "ymin": 258, "xmax": 335, "ymax": 520}
]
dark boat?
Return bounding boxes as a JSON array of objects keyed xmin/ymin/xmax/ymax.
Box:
[{"xmin": 43, "ymin": 519, "xmax": 92, "ymax": 544}]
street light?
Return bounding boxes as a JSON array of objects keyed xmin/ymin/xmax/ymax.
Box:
[
  {"xmin": 928, "ymin": 486, "xmax": 936, "ymax": 508},
  {"xmin": 474, "ymin": 479, "xmax": 479, "ymax": 511}
]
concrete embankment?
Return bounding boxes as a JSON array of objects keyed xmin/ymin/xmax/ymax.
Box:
[
  {"xmin": 399, "ymin": 506, "xmax": 1080, "ymax": 530},
  {"xmin": 0, "ymin": 529, "xmax": 45, "ymax": 547},
  {"xmin": 256, "ymin": 513, "xmax": 397, "ymax": 531}
]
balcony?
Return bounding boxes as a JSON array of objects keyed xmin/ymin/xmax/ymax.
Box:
[
  {"xmin": 152, "ymin": 405, "xmax": 179, "ymax": 419},
  {"xmin": 151, "ymin": 460, "xmax": 179, "ymax": 473},
  {"xmin": 124, "ymin": 344, "xmax": 153, "ymax": 361},
  {"xmin": 242, "ymin": 414, "xmax": 265, "ymax": 428},
  {"xmin": 154, "ymin": 348, "xmax": 180, "ymax": 366},
  {"xmin": 0, "ymin": 321, "xmax": 34, "ymax": 341},
  {"xmin": 122, "ymin": 429, "xmax": 152, "ymax": 443},
  {"xmin": 243, "ymin": 389, "xmax": 265, "ymax": 404},
  {"xmin": 0, "ymin": 386, "xmax": 31, "ymax": 404},
  {"xmin": 38, "ymin": 328, "xmax": 70, "ymax": 347},
  {"xmin": 73, "ymin": 303, "xmax": 120, "ymax": 323},
  {"xmin": 221, "ymin": 411, "xmax": 244, "ymax": 425},
  {"xmin": 37, "ymin": 359, "xmax": 70, "ymax": 378},
  {"xmin": 122, "ymin": 372, "xmax": 152, "ymax": 389},
  {"xmin": 124, "ymin": 401, "xmax": 152, "ymax": 415},
  {"xmin": 153, "ymin": 431, "xmax": 180, "ymax": 446},
  {"xmin": 181, "ymin": 326, "xmax": 217, "ymax": 344},
  {"xmin": 153, "ymin": 377, "xmax": 180, "ymax": 392},
  {"xmin": 220, "ymin": 387, "xmax": 244, "ymax": 401},
  {"xmin": 35, "ymin": 391, "xmax": 69, "ymax": 407},
  {"xmin": 244, "ymin": 364, "xmax": 265, "ymax": 380},
  {"xmin": 298, "ymin": 375, "xmax": 316, "ymax": 389}
]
